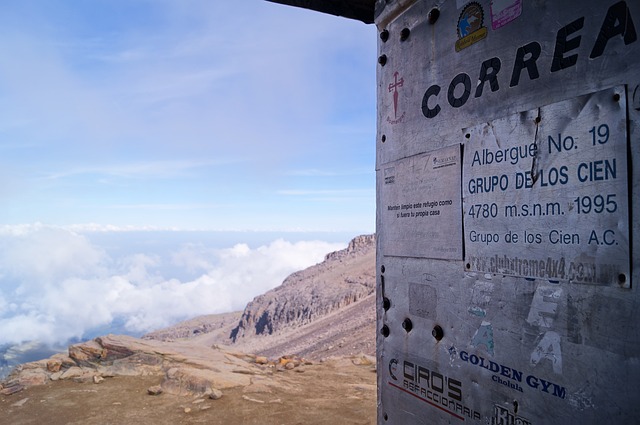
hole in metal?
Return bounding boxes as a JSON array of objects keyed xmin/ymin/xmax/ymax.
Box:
[
  {"xmin": 383, "ymin": 297, "xmax": 391, "ymax": 311},
  {"xmin": 618, "ymin": 273, "xmax": 627, "ymax": 284},
  {"xmin": 378, "ymin": 55, "xmax": 387, "ymax": 66},
  {"xmin": 432, "ymin": 325, "xmax": 444, "ymax": 341},
  {"xmin": 381, "ymin": 134, "xmax": 387, "ymax": 143},
  {"xmin": 381, "ymin": 265, "xmax": 386, "ymax": 274},
  {"xmin": 381, "ymin": 325, "xmax": 390, "ymax": 338},
  {"xmin": 613, "ymin": 93, "xmax": 621, "ymax": 102},
  {"xmin": 428, "ymin": 8, "xmax": 440, "ymax": 24},
  {"xmin": 535, "ymin": 116, "xmax": 541, "ymax": 124},
  {"xmin": 400, "ymin": 28, "xmax": 410, "ymax": 41},
  {"xmin": 380, "ymin": 29, "xmax": 389, "ymax": 43},
  {"xmin": 402, "ymin": 318, "xmax": 413, "ymax": 332},
  {"xmin": 513, "ymin": 400, "xmax": 519, "ymax": 414}
]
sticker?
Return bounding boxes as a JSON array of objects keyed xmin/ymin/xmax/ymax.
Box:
[
  {"xmin": 408, "ymin": 283, "xmax": 436, "ymax": 319},
  {"xmin": 493, "ymin": 404, "xmax": 532, "ymax": 425},
  {"xmin": 387, "ymin": 71, "xmax": 406, "ymax": 124},
  {"xmin": 387, "ymin": 353, "xmax": 482, "ymax": 421},
  {"xmin": 490, "ymin": 0, "xmax": 522, "ymax": 30},
  {"xmin": 380, "ymin": 144, "xmax": 462, "ymax": 260},
  {"xmin": 458, "ymin": 350, "xmax": 567, "ymax": 399},
  {"xmin": 456, "ymin": 2, "xmax": 488, "ymax": 52}
]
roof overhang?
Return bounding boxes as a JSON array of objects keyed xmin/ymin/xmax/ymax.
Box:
[{"xmin": 265, "ymin": 0, "xmax": 376, "ymax": 24}]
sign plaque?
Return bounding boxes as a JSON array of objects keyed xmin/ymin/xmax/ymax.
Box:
[{"xmin": 463, "ymin": 87, "xmax": 630, "ymax": 286}]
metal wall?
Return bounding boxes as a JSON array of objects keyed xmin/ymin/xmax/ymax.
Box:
[{"xmin": 376, "ymin": 1, "xmax": 639, "ymax": 423}]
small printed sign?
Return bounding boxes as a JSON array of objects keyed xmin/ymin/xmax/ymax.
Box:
[{"xmin": 380, "ymin": 144, "xmax": 462, "ymax": 260}]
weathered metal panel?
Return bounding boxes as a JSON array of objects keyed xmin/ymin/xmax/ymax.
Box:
[{"xmin": 376, "ymin": 1, "xmax": 640, "ymax": 424}]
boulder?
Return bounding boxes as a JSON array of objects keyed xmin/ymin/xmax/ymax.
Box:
[
  {"xmin": 46, "ymin": 359, "xmax": 62, "ymax": 373},
  {"xmin": 0, "ymin": 383, "xmax": 24, "ymax": 395},
  {"xmin": 69, "ymin": 340, "xmax": 105, "ymax": 366},
  {"xmin": 207, "ymin": 388, "xmax": 223, "ymax": 400},
  {"xmin": 60, "ymin": 367, "xmax": 84, "ymax": 380},
  {"xmin": 147, "ymin": 385, "xmax": 163, "ymax": 395},
  {"xmin": 161, "ymin": 366, "xmax": 250, "ymax": 396},
  {"xmin": 17, "ymin": 369, "xmax": 48, "ymax": 387}
]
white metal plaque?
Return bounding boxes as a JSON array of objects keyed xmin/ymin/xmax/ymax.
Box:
[
  {"xmin": 463, "ymin": 87, "xmax": 630, "ymax": 286},
  {"xmin": 381, "ymin": 144, "xmax": 462, "ymax": 259}
]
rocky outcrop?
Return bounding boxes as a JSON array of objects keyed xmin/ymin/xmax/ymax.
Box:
[
  {"xmin": 229, "ymin": 234, "xmax": 375, "ymax": 342},
  {"xmin": 0, "ymin": 334, "xmax": 289, "ymax": 396}
]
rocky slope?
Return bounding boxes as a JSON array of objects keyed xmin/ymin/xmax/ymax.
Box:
[
  {"xmin": 143, "ymin": 234, "xmax": 376, "ymax": 360},
  {"xmin": 229, "ymin": 234, "xmax": 375, "ymax": 343},
  {"xmin": 144, "ymin": 311, "xmax": 243, "ymax": 342}
]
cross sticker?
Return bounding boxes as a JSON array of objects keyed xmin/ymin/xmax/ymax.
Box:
[{"xmin": 388, "ymin": 71, "xmax": 404, "ymax": 119}]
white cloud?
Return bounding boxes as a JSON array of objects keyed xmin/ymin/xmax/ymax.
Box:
[
  {"xmin": 0, "ymin": 225, "xmax": 106, "ymax": 284},
  {"xmin": 276, "ymin": 189, "xmax": 373, "ymax": 196},
  {"xmin": 0, "ymin": 225, "xmax": 345, "ymax": 346}
]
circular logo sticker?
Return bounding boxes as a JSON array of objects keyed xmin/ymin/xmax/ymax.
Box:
[{"xmin": 456, "ymin": 2, "xmax": 488, "ymax": 51}]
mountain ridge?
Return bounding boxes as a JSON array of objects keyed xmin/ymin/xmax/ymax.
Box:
[{"xmin": 143, "ymin": 234, "xmax": 376, "ymax": 359}]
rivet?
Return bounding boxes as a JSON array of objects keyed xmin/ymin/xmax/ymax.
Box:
[
  {"xmin": 402, "ymin": 318, "xmax": 413, "ymax": 332},
  {"xmin": 380, "ymin": 29, "xmax": 389, "ymax": 43},
  {"xmin": 432, "ymin": 325, "xmax": 444, "ymax": 341},
  {"xmin": 378, "ymin": 55, "xmax": 387, "ymax": 66},
  {"xmin": 400, "ymin": 28, "xmax": 410, "ymax": 41},
  {"xmin": 381, "ymin": 325, "xmax": 390, "ymax": 337},
  {"xmin": 428, "ymin": 8, "xmax": 440, "ymax": 24}
]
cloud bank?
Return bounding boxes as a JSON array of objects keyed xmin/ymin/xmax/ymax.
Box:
[{"xmin": 0, "ymin": 224, "xmax": 344, "ymax": 347}]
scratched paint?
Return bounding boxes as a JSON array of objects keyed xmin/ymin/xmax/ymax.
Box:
[
  {"xmin": 531, "ymin": 331, "xmax": 563, "ymax": 374},
  {"xmin": 471, "ymin": 321, "xmax": 495, "ymax": 355}
]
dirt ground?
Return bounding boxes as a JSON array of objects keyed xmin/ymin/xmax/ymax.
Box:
[{"xmin": 0, "ymin": 360, "xmax": 377, "ymax": 425}]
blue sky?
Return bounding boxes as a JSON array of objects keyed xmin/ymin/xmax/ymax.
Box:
[{"xmin": 0, "ymin": 0, "xmax": 376, "ymax": 232}]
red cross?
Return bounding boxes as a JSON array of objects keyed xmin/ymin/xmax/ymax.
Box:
[{"xmin": 388, "ymin": 72, "xmax": 404, "ymax": 119}]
